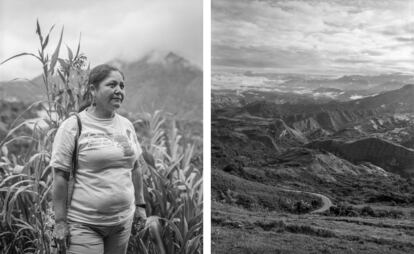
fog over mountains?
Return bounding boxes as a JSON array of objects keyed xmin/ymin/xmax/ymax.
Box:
[
  {"xmin": 213, "ymin": 72, "xmax": 414, "ymax": 107},
  {"xmin": 0, "ymin": 51, "xmax": 202, "ymax": 120}
]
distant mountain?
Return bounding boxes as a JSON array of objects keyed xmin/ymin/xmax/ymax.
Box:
[
  {"xmin": 211, "ymin": 113, "xmax": 309, "ymax": 167},
  {"xmin": 109, "ymin": 51, "xmax": 203, "ymax": 120},
  {"xmin": 212, "ymin": 89, "xmax": 331, "ymax": 110},
  {"xmin": 212, "ymin": 84, "xmax": 414, "ymax": 175},
  {"xmin": 348, "ymin": 84, "xmax": 414, "ymax": 112},
  {"xmin": 0, "ymin": 80, "xmax": 44, "ymax": 102},
  {"xmin": 0, "ymin": 51, "xmax": 203, "ymax": 120},
  {"xmin": 214, "ymin": 72, "xmax": 414, "ymax": 103},
  {"xmin": 274, "ymin": 147, "xmax": 390, "ymax": 182},
  {"xmin": 245, "ymin": 72, "xmax": 414, "ymax": 92},
  {"xmin": 307, "ymin": 138, "xmax": 414, "ymax": 177},
  {"xmin": 227, "ymin": 84, "xmax": 414, "ymax": 132}
]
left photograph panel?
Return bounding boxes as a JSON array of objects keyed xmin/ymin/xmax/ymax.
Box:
[{"xmin": 0, "ymin": 0, "xmax": 203, "ymax": 253}]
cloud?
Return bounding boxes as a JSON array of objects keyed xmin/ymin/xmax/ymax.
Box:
[
  {"xmin": 361, "ymin": 50, "xmax": 384, "ymax": 57},
  {"xmin": 213, "ymin": 44, "xmax": 326, "ymax": 73},
  {"xmin": 212, "ymin": 0, "xmax": 414, "ymax": 75},
  {"xmin": 395, "ymin": 37, "xmax": 414, "ymax": 43},
  {"xmin": 0, "ymin": 0, "xmax": 202, "ymax": 81},
  {"xmin": 334, "ymin": 58, "xmax": 372, "ymax": 64}
]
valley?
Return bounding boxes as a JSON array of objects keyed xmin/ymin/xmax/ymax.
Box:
[{"xmin": 212, "ymin": 72, "xmax": 414, "ymax": 253}]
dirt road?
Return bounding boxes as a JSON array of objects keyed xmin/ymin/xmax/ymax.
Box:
[
  {"xmin": 309, "ymin": 192, "xmax": 333, "ymax": 213},
  {"xmin": 278, "ymin": 187, "xmax": 333, "ymax": 213}
]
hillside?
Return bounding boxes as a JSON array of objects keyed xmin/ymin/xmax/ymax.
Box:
[
  {"xmin": 212, "ymin": 83, "xmax": 414, "ymax": 253},
  {"xmin": 307, "ymin": 138, "xmax": 414, "ymax": 177}
]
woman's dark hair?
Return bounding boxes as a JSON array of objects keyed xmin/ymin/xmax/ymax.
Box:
[{"xmin": 78, "ymin": 64, "xmax": 125, "ymax": 112}]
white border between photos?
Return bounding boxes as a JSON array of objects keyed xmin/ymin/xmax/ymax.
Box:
[{"xmin": 203, "ymin": 0, "xmax": 211, "ymax": 252}]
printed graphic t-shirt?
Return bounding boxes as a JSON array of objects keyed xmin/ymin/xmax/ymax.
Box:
[{"xmin": 50, "ymin": 110, "xmax": 142, "ymax": 226}]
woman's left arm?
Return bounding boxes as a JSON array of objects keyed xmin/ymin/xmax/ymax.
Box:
[{"xmin": 132, "ymin": 157, "xmax": 147, "ymax": 220}]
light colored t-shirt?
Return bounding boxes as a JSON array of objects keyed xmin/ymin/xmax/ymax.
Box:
[{"xmin": 50, "ymin": 110, "xmax": 142, "ymax": 226}]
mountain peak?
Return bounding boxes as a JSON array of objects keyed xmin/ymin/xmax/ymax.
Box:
[
  {"xmin": 143, "ymin": 50, "xmax": 192, "ymax": 68},
  {"xmin": 401, "ymin": 84, "xmax": 414, "ymax": 90},
  {"xmin": 145, "ymin": 50, "xmax": 170, "ymax": 63},
  {"xmin": 107, "ymin": 50, "xmax": 200, "ymax": 72}
]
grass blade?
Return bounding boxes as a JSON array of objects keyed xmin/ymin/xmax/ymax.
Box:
[
  {"xmin": 0, "ymin": 53, "xmax": 41, "ymax": 65},
  {"xmin": 49, "ymin": 27, "xmax": 64, "ymax": 73}
]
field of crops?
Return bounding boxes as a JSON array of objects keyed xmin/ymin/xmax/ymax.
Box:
[{"xmin": 0, "ymin": 21, "xmax": 202, "ymax": 254}]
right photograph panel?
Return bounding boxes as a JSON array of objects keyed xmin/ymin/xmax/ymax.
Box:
[{"xmin": 211, "ymin": 0, "xmax": 414, "ymax": 253}]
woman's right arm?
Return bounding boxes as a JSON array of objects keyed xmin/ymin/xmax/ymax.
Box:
[
  {"xmin": 50, "ymin": 117, "xmax": 78, "ymax": 249},
  {"xmin": 52, "ymin": 168, "xmax": 70, "ymax": 248}
]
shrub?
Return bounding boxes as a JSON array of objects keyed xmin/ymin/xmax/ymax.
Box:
[
  {"xmin": 361, "ymin": 206, "xmax": 376, "ymax": 217},
  {"xmin": 327, "ymin": 204, "xmax": 404, "ymax": 219},
  {"xmin": 236, "ymin": 193, "xmax": 255, "ymax": 209},
  {"xmin": 254, "ymin": 220, "xmax": 286, "ymax": 231},
  {"xmin": 294, "ymin": 200, "xmax": 312, "ymax": 213}
]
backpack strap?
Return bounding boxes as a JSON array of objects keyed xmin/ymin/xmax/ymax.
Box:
[
  {"xmin": 66, "ymin": 113, "xmax": 82, "ymax": 209},
  {"xmin": 72, "ymin": 113, "xmax": 82, "ymax": 176}
]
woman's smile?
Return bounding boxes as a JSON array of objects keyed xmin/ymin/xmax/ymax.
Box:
[{"xmin": 111, "ymin": 96, "xmax": 123, "ymax": 102}]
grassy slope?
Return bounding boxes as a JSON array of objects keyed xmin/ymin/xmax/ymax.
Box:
[
  {"xmin": 212, "ymin": 164, "xmax": 414, "ymax": 253},
  {"xmin": 212, "ymin": 168, "xmax": 322, "ymax": 213},
  {"xmin": 212, "ymin": 202, "xmax": 414, "ymax": 254}
]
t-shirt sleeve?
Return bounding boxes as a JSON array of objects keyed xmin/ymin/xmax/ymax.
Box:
[{"xmin": 50, "ymin": 116, "xmax": 78, "ymax": 172}]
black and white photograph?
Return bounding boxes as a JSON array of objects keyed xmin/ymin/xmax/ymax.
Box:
[
  {"xmin": 0, "ymin": 0, "xmax": 203, "ymax": 253},
  {"xmin": 211, "ymin": 0, "xmax": 414, "ymax": 253}
]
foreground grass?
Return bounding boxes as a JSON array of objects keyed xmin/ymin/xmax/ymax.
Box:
[
  {"xmin": 211, "ymin": 161, "xmax": 414, "ymax": 254},
  {"xmin": 212, "ymin": 201, "xmax": 414, "ymax": 254},
  {"xmin": 212, "ymin": 168, "xmax": 322, "ymax": 213}
]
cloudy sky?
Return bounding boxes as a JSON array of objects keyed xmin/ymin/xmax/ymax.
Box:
[
  {"xmin": 212, "ymin": 0, "xmax": 414, "ymax": 75},
  {"xmin": 0, "ymin": 0, "xmax": 202, "ymax": 81}
]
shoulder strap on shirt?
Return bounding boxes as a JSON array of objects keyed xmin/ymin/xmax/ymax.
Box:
[
  {"xmin": 71, "ymin": 113, "xmax": 82, "ymax": 176},
  {"xmin": 67, "ymin": 113, "xmax": 82, "ymax": 209}
]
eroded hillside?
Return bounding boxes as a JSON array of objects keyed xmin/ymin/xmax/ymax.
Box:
[{"xmin": 212, "ymin": 84, "xmax": 414, "ymax": 253}]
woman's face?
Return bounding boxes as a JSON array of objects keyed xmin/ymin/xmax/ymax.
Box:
[{"xmin": 92, "ymin": 70, "xmax": 125, "ymax": 112}]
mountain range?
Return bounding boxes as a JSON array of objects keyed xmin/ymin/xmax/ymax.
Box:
[
  {"xmin": 0, "ymin": 51, "xmax": 203, "ymax": 121},
  {"xmin": 213, "ymin": 84, "xmax": 414, "ymax": 177},
  {"xmin": 213, "ymin": 72, "xmax": 414, "ymax": 106},
  {"xmin": 244, "ymin": 72, "xmax": 414, "ymax": 92}
]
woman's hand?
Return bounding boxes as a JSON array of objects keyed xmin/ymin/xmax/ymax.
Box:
[
  {"xmin": 133, "ymin": 207, "xmax": 147, "ymax": 232},
  {"xmin": 132, "ymin": 156, "xmax": 147, "ymax": 229},
  {"xmin": 135, "ymin": 206, "xmax": 147, "ymax": 220},
  {"xmin": 135, "ymin": 206, "xmax": 147, "ymax": 224},
  {"xmin": 53, "ymin": 221, "xmax": 70, "ymax": 250},
  {"xmin": 52, "ymin": 169, "xmax": 70, "ymax": 249}
]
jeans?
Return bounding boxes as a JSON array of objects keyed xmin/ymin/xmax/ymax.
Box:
[{"xmin": 67, "ymin": 216, "xmax": 133, "ymax": 254}]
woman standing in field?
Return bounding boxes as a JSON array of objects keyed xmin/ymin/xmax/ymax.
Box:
[{"xmin": 50, "ymin": 64, "xmax": 147, "ymax": 253}]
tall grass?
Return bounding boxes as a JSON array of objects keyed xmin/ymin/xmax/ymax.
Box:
[
  {"xmin": 0, "ymin": 21, "xmax": 202, "ymax": 254},
  {"xmin": 129, "ymin": 111, "xmax": 202, "ymax": 254}
]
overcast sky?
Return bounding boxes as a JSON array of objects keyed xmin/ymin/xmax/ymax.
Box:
[
  {"xmin": 0, "ymin": 0, "xmax": 202, "ymax": 81},
  {"xmin": 212, "ymin": 0, "xmax": 414, "ymax": 75}
]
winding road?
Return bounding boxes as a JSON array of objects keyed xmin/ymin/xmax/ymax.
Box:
[
  {"xmin": 278, "ymin": 187, "xmax": 333, "ymax": 214},
  {"xmin": 308, "ymin": 192, "xmax": 333, "ymax": 213}
]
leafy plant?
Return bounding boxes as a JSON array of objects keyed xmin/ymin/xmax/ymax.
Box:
[
  {"xmin": 0, "ymin": 21, "xmax": 202, "ymax": 254},
  {"xmin": 0, "ymin": 19, "xmax": 84, "ymax": 254},
  {"xmin": 129, "ymin": 111, "xmax": 202, "ymax": 254}
]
